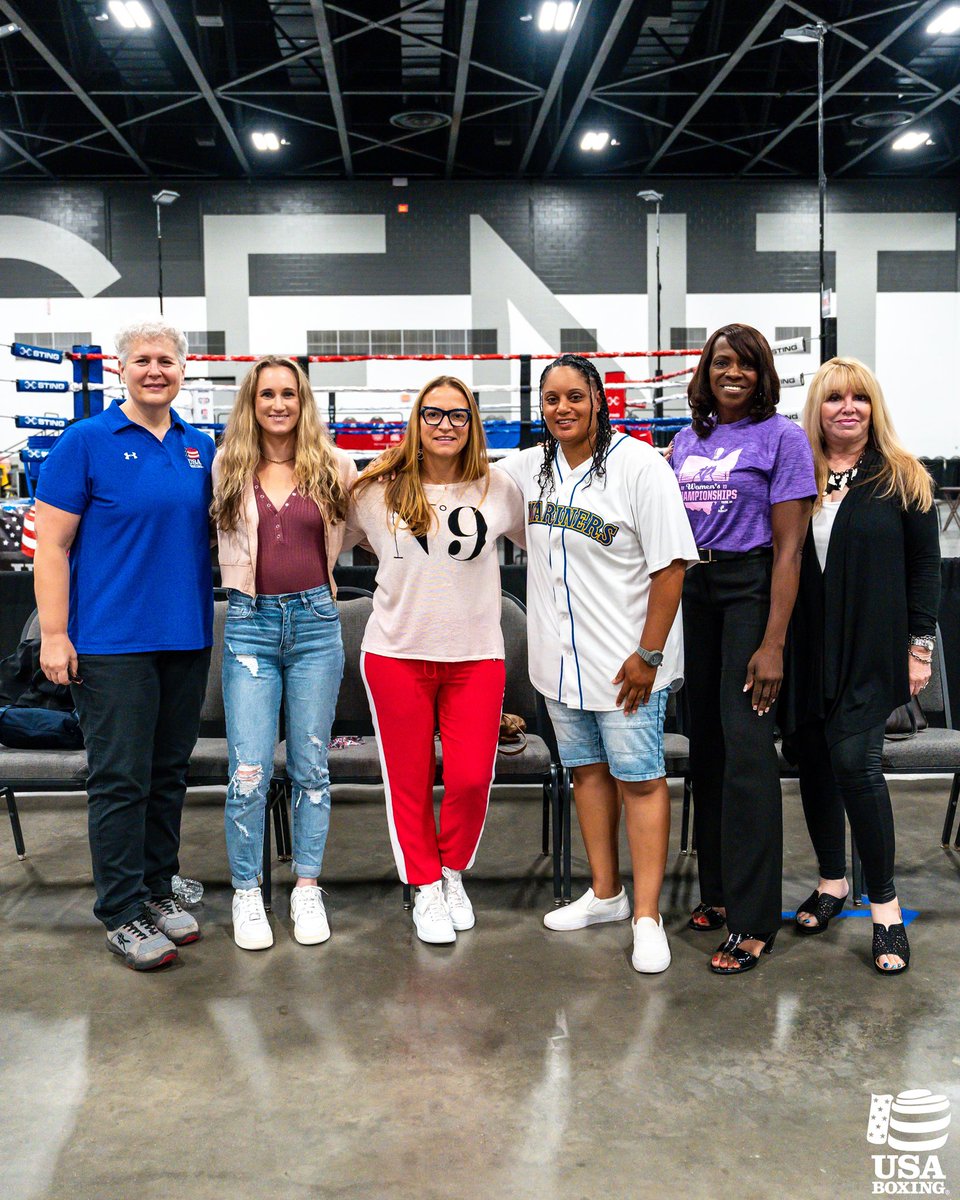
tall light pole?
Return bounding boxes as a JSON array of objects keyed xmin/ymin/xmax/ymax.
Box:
[
  {"xmin": 151, "ymin": 189, "xmax": 180, "ymax": 315},
  {"xmin": 637, "ymin": 189, "xmax": 664, "ymax": 428},
  {"xmin": 782, "ymin": 23, "xmax": 829, "ymax": 362}
]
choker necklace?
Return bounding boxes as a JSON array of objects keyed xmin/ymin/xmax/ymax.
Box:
[
  {"xmin": 825, "ymin": 450, "xmax": 866, "ymax": 495},
  {"xmin": 261, "ymin": 455, "xmax": 294, "ymax": 464}
]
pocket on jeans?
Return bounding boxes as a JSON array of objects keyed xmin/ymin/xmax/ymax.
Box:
[
  {"xmin": 225, "ymin": 590, "xmax": 255, "ymax": 620},
  {"xmin": 307, "ymin": 596, "xmax": 339, "ymax": 622}
]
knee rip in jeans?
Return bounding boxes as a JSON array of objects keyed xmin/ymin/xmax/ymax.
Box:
[
  {"xmin": 231, "ymin": 762, "xmax": 263, "ymax": 797},
  {"xmin": 297, "ymin": 788, "xmax": 326, "ymax": 808},
  {"xmin": 228, "ymin": 645, "xmax": 260, "ymax": 677}
]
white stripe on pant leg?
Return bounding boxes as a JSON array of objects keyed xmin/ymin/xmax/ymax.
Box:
[
  {"xmin": 463, "ymin": 675, "xmax": 505, "ymax": 871},
  {"xmin": 359, "ymin": 650, "xmax": 411, "ymax": 885}
]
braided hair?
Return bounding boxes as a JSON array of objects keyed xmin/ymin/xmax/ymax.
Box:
[{"xmin": 535, "ymin": 354, "xmax": 613, "ymax": 498}]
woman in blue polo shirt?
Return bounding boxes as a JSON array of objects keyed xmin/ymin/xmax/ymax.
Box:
[{"xmin": 34, "ymin": 321, "xmax": 215, "ymax": 971}]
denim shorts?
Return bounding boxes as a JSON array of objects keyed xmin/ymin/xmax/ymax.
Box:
[{"xmin": 545, "ymin": 689, "xmax": 668, "ymax": 782}]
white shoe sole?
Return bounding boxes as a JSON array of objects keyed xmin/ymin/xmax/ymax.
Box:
[
  {"xmin": 413, "ymin": 913, "xmax": 456, "ymax": 944},
  {"xmin": 448, "ymin": 910, "xmax": 475, "ymax": 931},
  {"xmin": 543, "ymin": 906, "xmax": 631, "ymax": 931},
  {"xmin": 233, "ymin": 925, "xmax": 274, "ymax": 951},
  {"xmin": 632, "ymin": 951, "xmax": 672, "ymax": 974}
]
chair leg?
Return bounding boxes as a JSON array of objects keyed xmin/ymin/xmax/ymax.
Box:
[
  {"xmin": 262, "ymin": 786, "xmax": 275, "ymax": 912},
  {"xmin": 851, "ymin": 832, "xmax": 863, "ymax": 907},
  {"xmin": 680, "ymin": 777, "xmax": 692, "ymax": 855},
  {"xmin": 942, "ymin": 774, "xmax": 960, "ymax": 848},
  {"xmin": 3, "ymin": 786, "xmax": 26, "ymax": 860},
  {"xmin": 273, "ymin": 782, "xmax": 292, "ymax": 862},
  {"xmin": 402, "ymin": 883, "xmax": 413, "ymax": 910},
  {"xmin": 542, "ymin": 766, "xmax": 555, "ymax": 856},
  {"xmin": 551, "ymin": 767, "xmax": 564, "ymax": 905},
  {"xmin": 562, "ymin": 767, "xmax": 572, "ymax": 903}
]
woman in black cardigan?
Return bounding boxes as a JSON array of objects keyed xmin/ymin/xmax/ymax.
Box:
[{"xmin": 781, "ymin": 357, "xmax": 940, "ymax": 974}]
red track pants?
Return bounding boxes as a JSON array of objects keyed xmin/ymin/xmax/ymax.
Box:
[{"xmin": 360, "ymin": 652, "xmax": 505, "ymax": 885}]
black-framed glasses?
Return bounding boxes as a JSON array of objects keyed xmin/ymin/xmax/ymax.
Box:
[{"xmin": 420, "ymin": 405, "xmax": 471, "ymax": 428}]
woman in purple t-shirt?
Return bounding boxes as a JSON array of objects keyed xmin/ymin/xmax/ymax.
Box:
[{"xmin": 671, "ymin": 324, "xmax": 815, "ymax": 976}]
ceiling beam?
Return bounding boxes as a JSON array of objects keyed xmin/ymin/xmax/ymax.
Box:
[
  {"xmin": 0, "ymin": 128, "xmax": 55, "ymax": 176},
  {"xmin": 545, "ymin": 0, "xmax": 635, "ymax": 174},
  {"xmin": 151, "ymin": 0, "xmax": 252, "ymax": 174},
  {"xmin": 741, "ymin": 0, "xmax": 942, "ymax": 174},
  {"xmin": 645, "ymin": 0, "xmax": 788, "ymax": 172},
  {"xmin": 518, "ymin": 0, "xmax": 597, "ymax": 174},
  {"xmin": 310, "ymin": 0, "xmax": 353, "ymax": 178},
  {"xmin": 445, "ymin": 0, "xmax": 479, "ymax": 178},
  {"xmin": 0, "ymin": 0, "xmax": 151, "ymax": 174},
  {"xmin": 836, "ymin": 74, "xmax": 960, "ymax": 174}
]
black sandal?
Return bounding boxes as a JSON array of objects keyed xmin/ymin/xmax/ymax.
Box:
[
  {"xmin": 709, "ymin": 930, "xmax": 778, "ymax": 975},
  {"xmin": 794, "ymin": 889, "xmax": 847, "ymax": 936},
  {"xmin": 872, "ymin": 920, "xmax": 910, "ymax": 974},
  {"xmin": 688, "ymin": 902, "xmax": 726, "ymax": 932}
]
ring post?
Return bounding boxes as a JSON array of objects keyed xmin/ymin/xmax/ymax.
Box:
[
  {"xmin": 328, "ymin": 391, "xmax": 337, "ymax": 439},
  {"xmin": 73, "ymin": 344, "xmax": 103, "ymax": 420},
  {"xmin": 519, "ymin": 354, "xmax": 533, "ymax": 449}
]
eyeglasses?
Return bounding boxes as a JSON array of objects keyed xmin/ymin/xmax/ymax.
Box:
[{"xmin": 419, "ymin": 406, "xmax": 471, "ymax": 428}]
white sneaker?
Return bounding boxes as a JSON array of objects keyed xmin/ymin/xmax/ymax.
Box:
[
  {"xmin": 632, "ymin": 915, "xmax": 671, "ymax": 974},
  {"xmin": 290, "ymin": 885, "xmax": 331, "ymax": 945},
  {"xmin": 413, "ymin": 881, "xmax": 456, "ymax": 944},
  {"xmin": 543, "ymin": 886, "xmax": 631, "ymax": 931},
  {"xmin": 441, "ymin": 866, "xmax": 475, "ymax": 931},
  {"xmin": 232, "ymin": 887, "xmax": 273, "ymax": 951}
]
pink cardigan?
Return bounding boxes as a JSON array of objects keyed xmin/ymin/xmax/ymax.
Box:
[{"xmin": 213, "ymin": 448, "xmax": 358, "ymax": 598}]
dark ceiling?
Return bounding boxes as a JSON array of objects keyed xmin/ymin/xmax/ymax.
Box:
[{"xmin": 0, "ymin": 0, "xmax": 959, "ymax": 182}]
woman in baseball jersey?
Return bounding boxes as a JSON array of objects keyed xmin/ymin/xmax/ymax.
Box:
[
  {"xmin": 213, "ymin": 357, "xmax": 356, "ymax": 952},
  {"xmin": 348, "ymin": 376, "xmax": 525, "ymax": 945},
  {"xmin": 497, "ymin": 355, "xmax": 698, "ymax": 975},
  {"xmin": 671, "ymin": 324, "xmax": 815, "ymax": 975}
]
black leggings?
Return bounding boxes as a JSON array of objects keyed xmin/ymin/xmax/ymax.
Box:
[{"xmin": 794, "ymin": 719, "xmax": 896, "ymax": 904}]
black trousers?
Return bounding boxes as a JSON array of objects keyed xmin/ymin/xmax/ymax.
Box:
[
  {"xmin": 794, "ymin": 719, "xmax": 896, "ymax": 904},
  {"xmin": 72, "ymin": 648, "xmax": 211, "ymax": 930},
  {"xmin": 682, "ymin": 555, "xmax": 782, "ymax": 934}
]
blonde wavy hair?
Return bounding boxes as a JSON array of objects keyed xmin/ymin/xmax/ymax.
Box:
[
  {"xmin": 353, "ymin": 375, "xmax": 489, "ymax": 537},
  {"xmin": 211, "ymin": 356, "xmax": 349, "ymax": 531},
  {"xmin": 802, "ymin": 357, "xmax": 933, "ymax": 513}
]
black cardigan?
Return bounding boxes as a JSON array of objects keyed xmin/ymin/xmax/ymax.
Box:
[{"xmin": 779, "ymin": 451, "xmax": 941, "ymax": 747}]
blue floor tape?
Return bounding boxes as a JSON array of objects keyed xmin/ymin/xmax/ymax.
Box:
[{"xmin": 781, "ymin": 905, "xmax": 918, "ymax": 926}]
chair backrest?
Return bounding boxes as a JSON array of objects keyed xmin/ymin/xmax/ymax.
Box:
[
  {"xmin": 334, "ymin": 595, "xmax": 374, "ymax": 733},
  {"xmin": 200, "ymin": 599, "xmax": 227, "ymax": 731},
  {"xmin": 501, "ymin": 592, "xmax": 539, "ymax": 728},
  {"xmin": 21, "ymin": 609, "xmax": 40, "ymax": 642},
  {"xmin": 925, "ymin": 623, "xmax": 949, "ymax": 725}
]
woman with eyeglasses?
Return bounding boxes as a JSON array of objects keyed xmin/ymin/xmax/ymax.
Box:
[{"xmin": 347, "ymin": 376, "xmax": 524, "ymax": 944}]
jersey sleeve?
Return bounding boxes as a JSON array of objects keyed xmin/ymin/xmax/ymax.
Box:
[
  {"xmin": 34, "ymin": 425, "xmax": 92, "ymax": 516},
  {"xmin": 769, "ymin": 420, "xmax": 817, "ymax": 505},
  {"xmin": 631, "ymin": 447, "xmax": 700, "ymax": 573}
]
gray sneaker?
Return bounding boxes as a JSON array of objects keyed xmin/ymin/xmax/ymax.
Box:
[
  {"xmin": 106, "ymin": 916, "xmax": 178, "ymax": 970},
  {"xmin": 146, "ymin": 895, "xmax": 201, "ymax": 945}
]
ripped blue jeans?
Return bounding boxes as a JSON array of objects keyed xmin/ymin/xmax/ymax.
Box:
[{"xmin": 222, "ymin": 586, "xmax": 344, "ymax": 889}]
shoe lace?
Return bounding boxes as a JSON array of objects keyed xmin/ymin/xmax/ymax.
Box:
[
  {"xmin": 418, "ymin": 884, "xmax": 449, "ymax": 923},
  {"xmin": 294, "ymin": 887, "xmax": 325, "ymax": 916},
  {"xmin": 442, "ymin": 870, "xmax": 468, "ymax": 910},
  {"xmin": 151, "ymin": 896, "xmax": 180, "ymax": 918},
  {"xmin": 120, "ymin": 917, "xmax": 162, "ymax": 942},
  {"xmin": 237, "ymin": 888, "xmax": 265, "ymax": 921}
]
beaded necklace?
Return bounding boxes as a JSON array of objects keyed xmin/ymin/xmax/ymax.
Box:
[{"xmin": 825, "ymin": 450, "xmax": 866, "ymax": 495}]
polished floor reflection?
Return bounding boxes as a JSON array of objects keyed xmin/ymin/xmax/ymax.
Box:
[{"xmin": 2, "ymin": 780, "xmax": 959, "ymax": 1200}]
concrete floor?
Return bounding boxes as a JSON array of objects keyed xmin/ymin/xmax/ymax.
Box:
[{"xmin": 2, "ymin": 778, "xmax": 959, "ymax": 1200}]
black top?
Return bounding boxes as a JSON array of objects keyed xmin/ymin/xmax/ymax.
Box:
[{"xmin": 779, "ymin": 449, "xmax": 941, "ymax": 747}]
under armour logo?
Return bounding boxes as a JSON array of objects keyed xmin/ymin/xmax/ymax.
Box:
[{"xmin": 124, "ymin": 452, "xmax": 137, "ymax": 460}]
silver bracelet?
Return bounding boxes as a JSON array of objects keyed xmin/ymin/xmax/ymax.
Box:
[
  {"xmin": 909, "ymin": 635, "xmax": 935, "ymax": 652},
  {"xmin": 908, "ymin": 650, "xmax": 932, "ymax": 665}
]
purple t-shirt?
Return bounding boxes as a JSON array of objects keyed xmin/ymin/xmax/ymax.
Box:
[{"xmin": 671, "ymin": 413, "xmax": 815, "ymax": 552}]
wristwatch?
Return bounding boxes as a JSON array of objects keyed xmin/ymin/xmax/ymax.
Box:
[{"xmin": 636, "ymin": 645, "xmax": 664, "ymax": 667}]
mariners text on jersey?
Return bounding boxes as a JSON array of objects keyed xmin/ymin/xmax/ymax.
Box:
[{"xmin": 527, "ymin": 499, "xmax": 619, "ymax": 546}]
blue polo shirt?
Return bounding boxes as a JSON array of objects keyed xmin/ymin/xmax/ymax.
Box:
[{"xmin": 36, "ymin": 402, "xmax": 215, "ymax": 654}]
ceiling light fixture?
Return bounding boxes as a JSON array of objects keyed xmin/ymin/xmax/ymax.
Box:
[
  {"xmin": 108, "ymin": 1, "xmax": 152, "ymax": 30},
  {"xmin": 251, "ymin": 131, "xmax": 281, "ymax": 151},
  {"xmin": 781, "ymin": 24, "xmax": 821, "ymax": 44},
  {"xmin": 538, "ymin": 2, "xmax": 578, "ymax": 33},
  {"xmin": 579, "ymin": 130, "xmax": 610, "ymax": 152},
  {"xmin": 0, "ymin": 22, "xmax": 20, "ymax": 39},
  {"xmin": 927, "ymin": 6, "xmax": 960, "ymax": 35},
  {"xmin": 891, "ymin": 129, "xmax": 933, "ymax": 150}
]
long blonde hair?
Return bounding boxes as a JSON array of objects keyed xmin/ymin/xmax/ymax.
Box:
[
  {"xmin": 802, "ymin": 357, "xmax": 933, "ymax": 513},
  {"xmin": 353, "ymin": 375, "xmax": 489, "ymax": 537},
  {"xmin": 211, "ymin": 356, "xmax": 349, "ymax": 531}
]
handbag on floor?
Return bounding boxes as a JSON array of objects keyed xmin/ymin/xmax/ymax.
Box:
[{"xmin": 884, "ymin": 695, "xmax": 927, "ymax": 740}]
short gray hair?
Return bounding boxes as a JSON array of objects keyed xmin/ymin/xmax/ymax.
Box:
[{"xmin": 115, "ymin": 321, "xmax": 188, "ymax": 366}]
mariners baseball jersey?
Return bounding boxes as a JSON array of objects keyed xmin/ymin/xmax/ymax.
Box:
[{"xmin": 497, "ymin": 435, "xmax": 698, "ymax": 711}]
